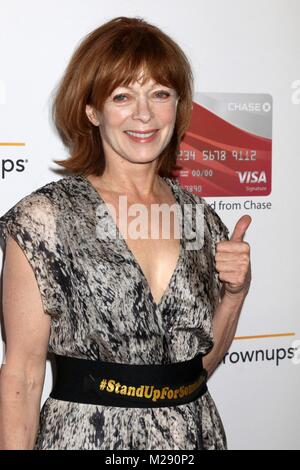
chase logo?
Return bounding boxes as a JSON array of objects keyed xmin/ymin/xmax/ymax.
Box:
[
  {"xmin": 262, "ymin": 102, "xmax": 271, "ymax": 112},
  {"xmin": 228, "ymin": 101, "xmax": 272, "ymax": 112}
]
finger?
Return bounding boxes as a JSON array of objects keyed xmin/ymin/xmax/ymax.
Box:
[
  {"xmin": 218, "ymin": 272, "xmax": 247, "ymax": 284},
  {"xmin": 216, "ymin": 263, "xmax": 249, "ymax": 273},
  {"xmin": 230, "ymin": 215, "xmax": 252, "ymax": 242},
  {"xmin": 215, "ymin": 252, "xmax": 249, "ymax": 262},
  {"xmin": 216, "ymin": 240, "xmax": 250, "ymax": 254}
]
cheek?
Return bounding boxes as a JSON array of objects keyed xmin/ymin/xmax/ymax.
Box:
[
  {"xmin": 157, "ymin": 104, "xmax": 177, "ymax": 125},
  {"xmin": 100, "ymin": 108, "xmax": 131, "ymax": 129}
]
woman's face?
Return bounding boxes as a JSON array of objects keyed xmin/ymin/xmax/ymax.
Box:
[{"xmin": 86, "ymin": 76, "xmax": 179, "ymax": 165}]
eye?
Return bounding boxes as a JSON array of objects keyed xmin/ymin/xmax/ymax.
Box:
[
  {"xmin": 154, "ymin": 91, "xmax": 170, "ymax": 99},
  {"xmin": 112, "ymin": 93, "xmax": 128, "ymax": 102}
]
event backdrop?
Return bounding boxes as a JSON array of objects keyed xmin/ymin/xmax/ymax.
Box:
[{"xmin": 0, "ymin": 0, "xmax": 299, "ymax": 450}]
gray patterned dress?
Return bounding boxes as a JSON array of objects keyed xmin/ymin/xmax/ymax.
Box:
[{"xmin": 0, "ymin": 174, "xmax": 229, "ymax": 450}]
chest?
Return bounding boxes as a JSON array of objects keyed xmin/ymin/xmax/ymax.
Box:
[{"xmin": 105, "ymin": 194, "xmax": 182, "ymax": 306}]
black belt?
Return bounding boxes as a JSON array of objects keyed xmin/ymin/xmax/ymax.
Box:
[{"xmin": 49, "ymin": 353, "xmax": 208, "ymax": 408}]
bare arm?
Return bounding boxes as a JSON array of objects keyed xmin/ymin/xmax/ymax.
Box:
[
  {"xmin": 203, "ymin": 285, "xmax": 248, "ymax": 378},
  {"xmin": 0, "ymin": 236, "xmax": 51, "ymax": 450},
  {"xmin": 203, "ymin": 214, "xmax": 252, "ymax": 378}
]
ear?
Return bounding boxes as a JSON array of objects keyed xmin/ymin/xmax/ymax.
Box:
[{"xmin": 85, "ymin": 104, "xmax": 100, "ymax": 126}]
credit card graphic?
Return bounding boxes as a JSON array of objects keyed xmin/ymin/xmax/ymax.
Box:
[{"xmin": 177, "ymin": 93, "xmax": 272, "ymax": 197}]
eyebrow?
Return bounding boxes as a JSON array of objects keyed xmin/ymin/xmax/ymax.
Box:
[{"xmin": 117, "ymin": 83, "xmax": 168, "ymax": 90}]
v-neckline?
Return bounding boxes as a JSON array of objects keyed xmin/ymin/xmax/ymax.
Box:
[{"xmin": 77, "ymin": 174, "xmax": 184, "ymax": 310}]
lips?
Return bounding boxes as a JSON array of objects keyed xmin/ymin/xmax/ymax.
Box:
[
  {"xmin": 125, "ymin": 129, "xmax": 158, "ymax": 134},
  {"xmin": 124, "ymin": 129, "xmax": 159, "ymax": 143}
]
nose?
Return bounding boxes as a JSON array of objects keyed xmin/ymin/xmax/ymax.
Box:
[{"xmin": 131, "ymin": 96, "xmax": 154, "ymax": 122}]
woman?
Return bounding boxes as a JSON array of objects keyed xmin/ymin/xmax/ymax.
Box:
[{"xmin": 0, "ymin": 16, "xmax": 251, "ymax": 450}]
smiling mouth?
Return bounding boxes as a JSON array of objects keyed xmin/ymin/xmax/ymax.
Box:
[
  {"xmin": 124, "ymin": 130, "xmax": 159, "ymax": 138},
  {"xmin": 124, "ymin": 129, "xmax": 159, "ymax": 142}
]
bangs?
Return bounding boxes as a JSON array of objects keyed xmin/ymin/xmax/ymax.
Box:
[{"xmin": 90, "ymin": 30, "xmax": 182, "ymax": 109}]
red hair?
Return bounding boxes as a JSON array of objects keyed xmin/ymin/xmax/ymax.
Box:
[{"xmin": 52, "ymin": 16, "xmax": 194, "ymax": 177}]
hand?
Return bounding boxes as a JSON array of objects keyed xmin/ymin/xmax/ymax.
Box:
[{"xmin": 215, "ymin": 215, "xmax": 252, "ymax": 296}]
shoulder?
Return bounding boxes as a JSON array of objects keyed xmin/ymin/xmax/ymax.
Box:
[
  {"xmin": 29, "ymin": 175, "xmax": 74, "ymax": 203},
  {"xmin": 0, "ymin": 175, "xmax": 73, "ymax": 237},
  {"xmin": 2, "ymin": 175, "xmax": 74, "ymax": 212}
]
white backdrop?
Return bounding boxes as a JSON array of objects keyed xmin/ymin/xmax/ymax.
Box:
[{"xmin": 0, "ymin": 0, "xmax": 299, "ymax": 450}]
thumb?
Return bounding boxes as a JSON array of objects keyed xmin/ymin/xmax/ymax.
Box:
[{"xmin": 230, "ymin": 215, "xmax": 252, "ymax": 242}]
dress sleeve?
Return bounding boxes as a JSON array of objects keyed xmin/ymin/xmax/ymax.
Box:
[
  {"xmin": 204, "ymin": 202, "xmax": 230, "ymax": 307},
  {"xmin": 0, "ymin": 192, "xmax": 63, "ymax": 318}
]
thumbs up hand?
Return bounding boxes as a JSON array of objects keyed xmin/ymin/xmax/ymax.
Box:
[{"xmin": 215, "ymin": 215, "xmax": 252, "ymax": 296}]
